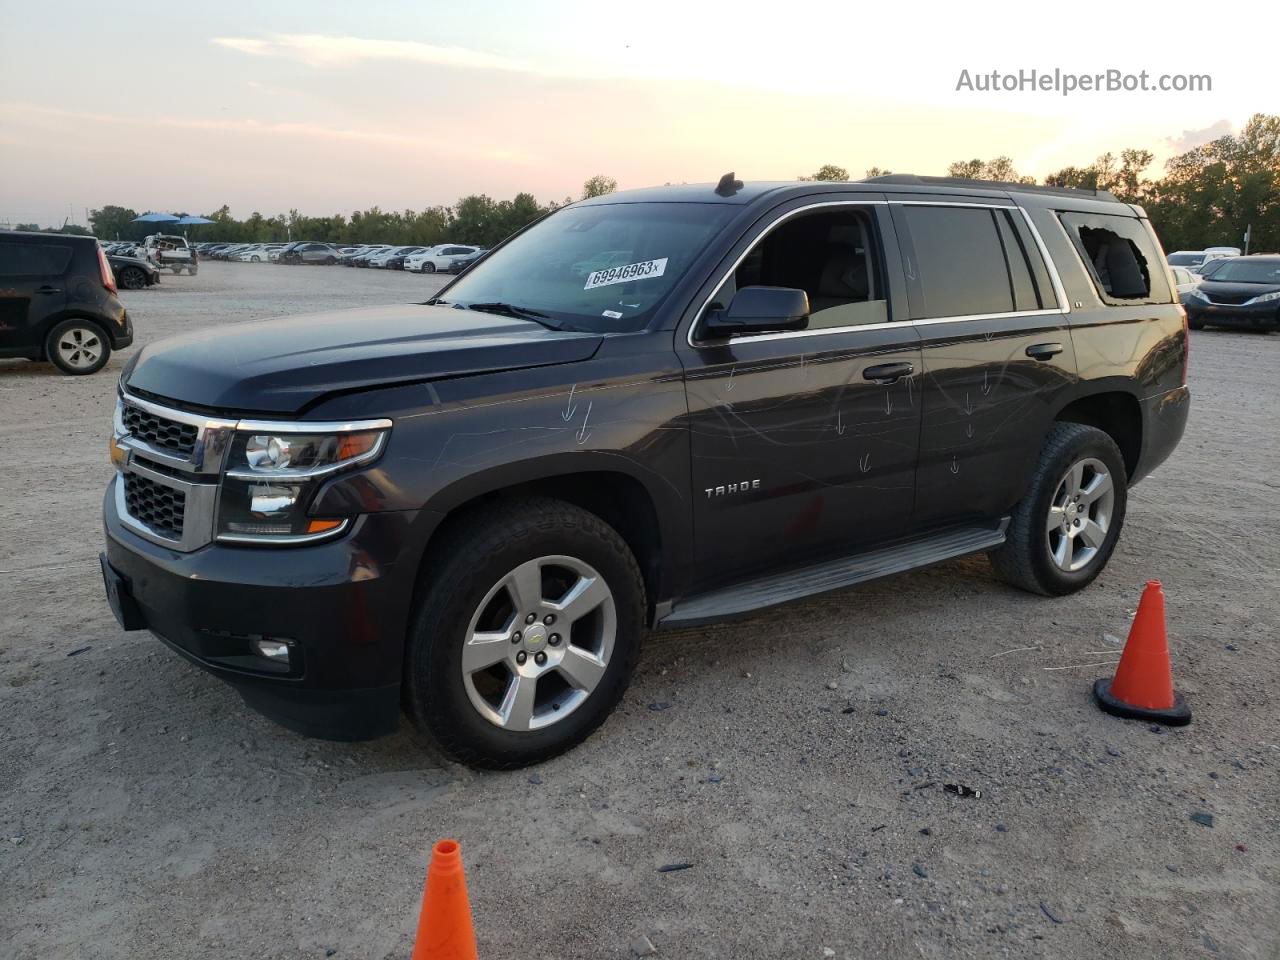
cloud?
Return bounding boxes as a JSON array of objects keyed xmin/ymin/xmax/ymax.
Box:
[
  {"xmin": 1165, "ymin": 119, "xmax": 1233, "ymax": 153},
  {"xmin": 211, "ymin": 34, "xmax": 536, "ymax": 74},
  {"xmin": 0, "ymin": 102, "xmax": 540, "ymax": 164}
]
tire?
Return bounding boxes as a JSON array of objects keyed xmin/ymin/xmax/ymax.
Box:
[
  {"xmin": 118, "ymin": 266, "xmax": 147, "ymax": 290},
  {"xmin": 45, "ymin": 318, "xmax": 111, "ymax": 375},
  {"xmin": 421, "ymin": 261, "xmax": 436, "ymax": 274},
  {"xmin": 1188, "ymin": 317, "xmax": 1205, "ymax": 331},
  {"xmin": 405, "ymin": 497, "xmax": 645, "ymax": 768},
  {"xmin": 170, "ymin": 266, "xmax": 183, "ymax": 275},
  {"xmin": 988, "ymin": 423, "xmax": 1128, "ymax": 596},
  {"xmin": 251, "ymin": 256, "xmax": 261, "ymax": 263},
  {"xmin": 324, "ymin": 256, "xmax": 336, "ymax": 265}
]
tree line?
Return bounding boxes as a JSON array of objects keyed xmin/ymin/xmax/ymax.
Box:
[
  {"xmin": 797, "ymin": 113, "xmax": 1280, "ymax": 254},
  {"xmin": 15, "ymin": 114, "xmax": 1279, "ymax": 256}
]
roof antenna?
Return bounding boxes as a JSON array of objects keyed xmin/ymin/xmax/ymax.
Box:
[{"xmin": 715, "ymin": 172, "xmax": 744, "ymax": 197}]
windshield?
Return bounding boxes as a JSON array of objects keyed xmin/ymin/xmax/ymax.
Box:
[
  {"xmin": 440, "ymin": 202, "xmax": 736, "ymax": 332},
  {"xmin": 1166, "ymin": 253, "xmax": 1204, "ymax": 267},
  {"xmin": 1206, "ymin": 260, "xmax": 1280, "ymax": 284}
]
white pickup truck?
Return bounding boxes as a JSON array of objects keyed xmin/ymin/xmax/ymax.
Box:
[{"xmin": 143, "ymin": 234, "xmax": 198, "ymax": 275}]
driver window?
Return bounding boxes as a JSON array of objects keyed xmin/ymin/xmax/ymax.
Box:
[{"xmin": 719, "ymin": 208, "xmax": 888, "ymax": 330}]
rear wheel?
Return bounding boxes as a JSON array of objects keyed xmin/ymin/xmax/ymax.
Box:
[
  {"xmin": 118, "ymin": 266, "xmax": 147, "ymax": 290},
  {"xmin": 405, "ymin": 498, "xmax": 644, "ymax": 768},
  {"xmin": 989, "ymin": 423, "xmax": 1127, "ymax": 596},
  {"xmin": 46, "ymin": 319, "xmax": 111, "ymax": 375}
]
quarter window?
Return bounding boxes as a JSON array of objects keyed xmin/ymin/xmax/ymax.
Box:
[{"xmin": 1059, "ymin": 212, "xmax": 1171, "ymax": 304}]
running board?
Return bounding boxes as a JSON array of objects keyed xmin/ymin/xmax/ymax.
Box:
[{"xmin": 658, "ymin": 520, "xmax": 1009, "ymax": 628}]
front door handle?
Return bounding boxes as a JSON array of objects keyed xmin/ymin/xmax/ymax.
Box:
[
  {"xmin": 1026, "ymin": 342, "xmax": 1064, "ymax": 361},
  {"xmin": 37, "ymin": 285, "xmax": 61, "ymax": 295},
  {"xmin": 863, "ymin": 361, "xmax": 914, "ymax": 384}
]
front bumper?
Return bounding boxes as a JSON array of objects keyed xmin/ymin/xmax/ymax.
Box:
[
  {"xmin": 1185, "ymin": 299, "xmax": 1280, "ymax": 329},
  {"xmin": 103, "ymin": 478, "xmax": 429, "ymax": 740}
]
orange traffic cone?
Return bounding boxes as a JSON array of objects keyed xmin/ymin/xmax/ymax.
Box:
[
  {"xmin": 411, "ymin": 840, "xmax": 479, "ymax": 960},
  {"xmin": 1093, "ymin": 580, "xmax": 1191, "ymax": 726}
]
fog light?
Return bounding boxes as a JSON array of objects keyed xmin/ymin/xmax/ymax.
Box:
[{"xmin": 251, "ymin": 639, "xmax": 291, "ymax": 662}]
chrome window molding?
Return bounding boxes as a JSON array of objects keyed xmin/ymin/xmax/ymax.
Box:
[{"xmin": 687, "ymin": 198, "xmax": 1071, "ymax": 348}]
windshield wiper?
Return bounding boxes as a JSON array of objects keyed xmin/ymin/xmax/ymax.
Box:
[{"xmin": 460, "ymin": 302, "xmax": 570, "ymax": 331}]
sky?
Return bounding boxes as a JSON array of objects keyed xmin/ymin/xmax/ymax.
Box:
[{"xmin": 0, "ymin": 0, "xmax": 1272, "ymax": 228}]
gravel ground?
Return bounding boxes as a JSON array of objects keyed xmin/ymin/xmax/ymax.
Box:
[{"xmin": 1, "ymin": 262, "xmax": 1277, "ymax": 960}]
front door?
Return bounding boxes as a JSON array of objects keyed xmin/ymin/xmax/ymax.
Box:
[{"xmin": 679, "ymin": 200, "xmax": 922, "ymax": 589}]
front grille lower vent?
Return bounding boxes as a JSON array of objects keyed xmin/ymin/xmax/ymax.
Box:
[{"xmin": 123, "ymin": 472, "xmax": 186, "ymax": 540}]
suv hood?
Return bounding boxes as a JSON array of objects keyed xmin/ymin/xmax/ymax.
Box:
[
  {"xmin": 1199, "ymin": 280, "xmax": 1280, "ymax": 297},
  {"xmin": 125, "ymin": 302, "xmax": 603, "ymax": 414}
]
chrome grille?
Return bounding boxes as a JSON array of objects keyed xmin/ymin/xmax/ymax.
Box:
[
  {"xmin": 122, "ymin": 404, "xmax": 199, "ymax": 457},
  {"xmin": 123, "ymin": 472, "xmax": 186, "ymax": 540}
]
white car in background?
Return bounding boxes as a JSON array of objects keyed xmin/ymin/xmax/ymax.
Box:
[
  {"xmin": 234, "ymin": 244, "xmax": 278, "ymax": 263},
  {"xmin": 1169, "ymin": 265, "xmax": 1200, "ymax": 295},
  {"xmin": 405, "ymin": 244, "xmax": 481, "ymax": 274}
]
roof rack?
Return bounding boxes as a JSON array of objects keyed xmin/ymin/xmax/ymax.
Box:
[{"xmin": 861, "ymin": 174, "xmax": 1117, "ymax": 203}]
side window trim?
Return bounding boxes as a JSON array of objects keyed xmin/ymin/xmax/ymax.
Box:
[{"xmin": 687, "ymin": 199, "xmax": 1068, "ymax": 348}]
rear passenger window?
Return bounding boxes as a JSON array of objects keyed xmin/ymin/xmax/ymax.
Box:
[
  {"xmin": 900, "ymin": 206, "xmax": 1048, "ymax": 319},
  {"xmin": 0, "ymin": 242, "xmax": 73, "ymax": 277},
  {"xmin": 1059, "ymin": 212, "xmax": 1171, "ymax": 304}
]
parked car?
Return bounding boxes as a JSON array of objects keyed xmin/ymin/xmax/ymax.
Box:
[
  {"xmin": 1166, "ymin": 248, "xmax": 1240, "ymax": 274},
  {"xmin": 102, "ymin": 175, "xmax": 1188, "ymax": 766},
  {"xmin": 370, "ymin": 246, "xmax": 426, "ymax": 269},
  {"xmin": 144, "ymin": 234, "xmax": 198, "ymax": 275},
  {"xmin": 405, "ymin": 244, "xmax": 480, "ymax": 274},
  {"xmin": 108, "ymin": 251, "xmax": 161, "ymax": 289},
  {"xmin": 1, "ymin": 232, "xmax": 133, "ymax": 374},
  {"xmin": 444, "ymin": 249, "xmax": 486, "ymax": 274},
  {"xmin": 277, "ymin": 242, "xmax": 341, "ymax": 265},
  {"xmin": 234, "ymin": 244, "xmax": 280, "ymax": 263},
  {"xmin": 1170, "ymin": 265, "xmax": 1200, "ymax": 296},
  {"xmin": 339, "ymin": 245, "xmax": 385, "ymax": 266},
  {"xmin": 1182, "ymin": 255, "xmax": 1280, "ymax": 330}
]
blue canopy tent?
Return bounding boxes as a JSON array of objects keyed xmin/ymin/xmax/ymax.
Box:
[{"xmin": 131, "ymin": 212, "xmax": 181, "ymax": 223}]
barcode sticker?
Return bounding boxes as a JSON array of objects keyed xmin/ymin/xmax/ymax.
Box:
[{"xmin": 584, "ymin": 257, "xmax": 668, "ymax": 290}]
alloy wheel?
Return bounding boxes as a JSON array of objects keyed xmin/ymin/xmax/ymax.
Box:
[
  {"xmin": 55, "ymin": 326, "xmax": 103, "ymax": 371},
  {"xmin": 460, "ymin": 555, "xmax": 616, "ymax": 731},
  {"xmin": 1046, "ymin": 457, "xmax": 1115, "ymax": 572}
]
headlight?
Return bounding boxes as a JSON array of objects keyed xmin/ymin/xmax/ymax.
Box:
[
  {"xmin": 1190, "ymin": 289, "xmax": 1209, "ymax": 301},
  {"xmin": 1248, "ymin": 290, "xmax": 1280, "ymax": 305},
  {"xmin": 216, "ymin": 420, "xmax": 390, "ymax": 543}
]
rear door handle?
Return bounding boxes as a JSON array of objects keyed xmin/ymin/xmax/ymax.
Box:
[
  {"xmin": 37, "ymin": 285, "xmax": 61, "ymax": 295},
  {"xmin": 862, "ymin": 361, "xmax": 914, "ymax": 384},
  {"xmin": 1026, "ymin": 342, "xmax": 1063, "ymax": 361}
]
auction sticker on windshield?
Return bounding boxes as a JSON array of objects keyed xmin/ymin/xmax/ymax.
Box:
[{"xmin": 584, "ymin": 257, "xmax": 668, "ymax": 290}]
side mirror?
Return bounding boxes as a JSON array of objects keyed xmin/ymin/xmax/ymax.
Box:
[{"xmin": 703, "ymin": 286, "xmax": 810, "ymax": 337}]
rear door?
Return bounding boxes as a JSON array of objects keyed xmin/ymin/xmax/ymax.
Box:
[
  {"xmin": 678, "ymin": 196, "xmax": 923, "ymax": 587},
  {"xmin": 0, "ymin": 240, "xmax": 70, "ymax": 354},
  {"xmin": 890, "ymin": 199, "xmax": 1076, "ymax": 526}
]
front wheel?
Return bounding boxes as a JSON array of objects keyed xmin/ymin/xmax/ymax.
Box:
[
  {"xmin": 324, "ymin": 256, "xmax": 336, "ymax": 265},
  {"xmin": 1188, "ymin": 317, "xmax": 1205, "ymax": 331},
  {"xmin": 46, "ymin": 319, "xmax": 111, "ymax": 375},
  {"xmin": 989, "ymin": 423, "xmax": 1128, "ymax": 596},
  {"xmin": 420, "ymin": 261, "xmax": 436, "ymax": 274},
  {"xmin": 405, "ymin": 498, "xmax": 644, "ymax": 768}
]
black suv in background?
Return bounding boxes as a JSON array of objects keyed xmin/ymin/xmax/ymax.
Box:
[
  {"xmin": 102, "ymin": 176, "xmax": 1189, "ymax": 767},
  {"xmin": 1, "ymin": 231, "xmax": 133, "ymax": 375}
]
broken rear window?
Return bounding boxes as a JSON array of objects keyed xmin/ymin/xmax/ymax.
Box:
[{"xmin": 1059, "ymin": 212, "xmax": 1171, "ymax": 305}]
